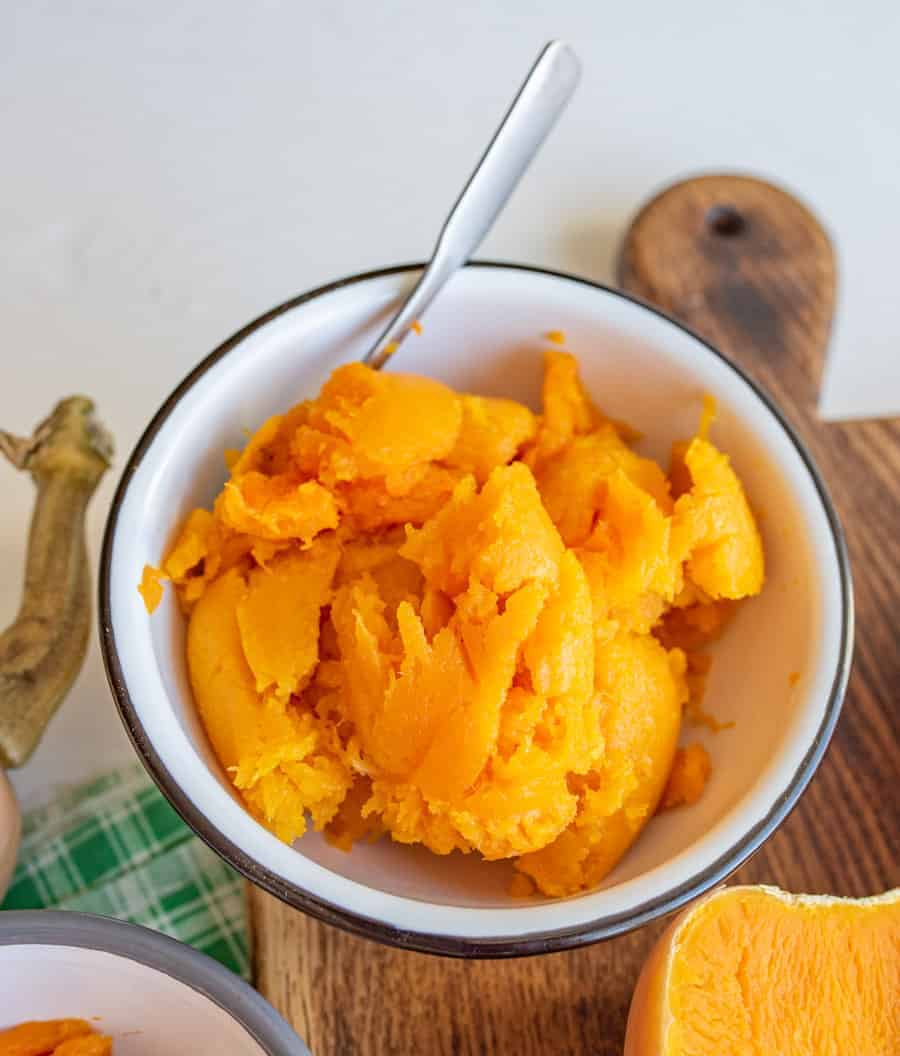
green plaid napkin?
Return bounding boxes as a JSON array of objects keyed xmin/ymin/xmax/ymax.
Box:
[{"xmin": 1, "ymin": 763, "xmax": 250, "ymax": 978}]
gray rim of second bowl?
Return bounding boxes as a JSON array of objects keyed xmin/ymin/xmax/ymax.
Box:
[
  {"xmin": 98, "ymin": 260, "xmax": 854, "ymax": 959},
  {"xmin": 0, "ymin": 910, "xmax": 309, "ymax": 1053}
]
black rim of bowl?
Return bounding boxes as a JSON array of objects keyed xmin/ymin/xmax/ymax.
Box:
[
  {"xmin": 0, "ymin": 910, "xmax": 309, "ymax": 1053},
  {"xmin": 98, "ymin": 260, "xmax": 854, "ymax": 959}
]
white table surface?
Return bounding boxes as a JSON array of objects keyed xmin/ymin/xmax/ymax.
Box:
[{"xmin": 4, "ymin": 0, "xmax": 898, "ymax": 808}]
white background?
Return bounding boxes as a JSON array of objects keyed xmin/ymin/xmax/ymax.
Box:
[{"xmin": 4, "ymin": 1, "xmax": 898, "ymax": 806}]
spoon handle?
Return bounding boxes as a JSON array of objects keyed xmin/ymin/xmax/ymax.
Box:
[{"xmin": 364, "ymin": 40, "xmax": 581, "ymax": 369}]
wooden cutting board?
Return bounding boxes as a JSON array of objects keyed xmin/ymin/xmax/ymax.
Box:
[{"xmin": 250, "ymin": 175, "xmax": 900, "ymax": 1055}]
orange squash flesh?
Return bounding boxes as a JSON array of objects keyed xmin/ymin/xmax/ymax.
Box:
[
  {"xmin": 0, "ymin": 1020, "xmax": 112, "ymax": 1056},
  {"xmin": 145, "ymin": 350, "xmax": 765, "ymax": 895},
  {"xmin": 51, "ymin": 1039, "xmax": 111, "ymax": 1056},
  {"xmin": 659, "ymin": 743, "xmax": 711, "ymax": 810},
  {"xmin": 625, "ymin": 885, "xmax": 900, "ymax": 1056},
  {"xmin": 516, "ymin": 633, "xmax": 686, "ymax": 895}
]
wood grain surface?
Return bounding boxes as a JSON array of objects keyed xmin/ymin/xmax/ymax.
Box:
[{"xmin": 251, "ymin": 174, "xmax": 899, "ymax": 1055}]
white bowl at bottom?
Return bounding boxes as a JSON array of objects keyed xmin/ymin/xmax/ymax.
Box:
[
  {"xmin": 0, "ymin": 911, "xmax": 307, "ymax": 1053},
  {"xmin": 100, "ymin": 262, "xmax": 852, "ymax": 956}
]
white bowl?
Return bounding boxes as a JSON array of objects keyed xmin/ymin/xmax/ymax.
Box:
[
  {"xmin": 99, "ymin": 263, "xmax": 852, "ymax": 956},
  {"xmin": 0, "ymin": 911, "xmax": 308, "ymax": 1052}
]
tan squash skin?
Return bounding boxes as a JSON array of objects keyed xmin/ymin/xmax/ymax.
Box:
[
  {"xmin": 0, "ymin": 397, "xmax": 111, "ymax": 900},
  {"xmin": 623, "ymin": 892, "xmax": 688, "ymax": 1056},
  {"xmin": 0, "ymin": 397, "xmax": 112, "ymax": 769},
  {"xmin": 0, "ymin": 770, "xmax": 19, "ymax": 897}
]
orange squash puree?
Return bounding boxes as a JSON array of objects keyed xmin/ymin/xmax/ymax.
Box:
[
  {"xmin": 137, "ymin": 564, "xmax": 165, "ymax": 614},
  {"xmin": 143, "ymin": 350, "xmax": 764, "ymax": 895},
  {"xmin": 659, "ymin": 743, "xmax": 712, "ymax": 809},
  {"xmin": 0, "ymin": 1020, "xmax": 112, "ymax": 1055}
]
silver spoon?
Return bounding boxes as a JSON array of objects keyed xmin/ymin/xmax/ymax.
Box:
[{"xmin": 364, "ymin": 40, "xmax": 581, "ymax": 370}]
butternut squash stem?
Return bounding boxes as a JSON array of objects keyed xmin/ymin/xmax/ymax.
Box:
[{"xmin": 0, "ymin": 397, "xmax": 112, "ymax": 768}]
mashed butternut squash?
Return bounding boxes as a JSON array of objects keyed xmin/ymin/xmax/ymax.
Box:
[
  {"xmin": 0, "ymin": 1020, "xmax": 112, "ymax": 1055},
  {"xmin": 144, "ymin": 349, "xmax": 764, "ymax": 896}
]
